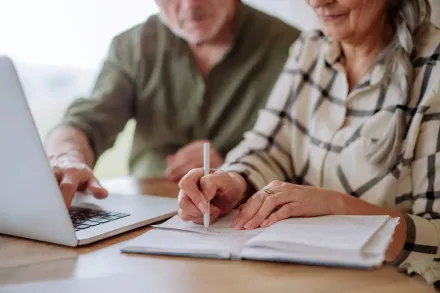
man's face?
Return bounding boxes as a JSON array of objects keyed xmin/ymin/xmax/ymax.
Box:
[{"xmin": 155, "ymin": 0, "xmax": 236, "ymax": 44}]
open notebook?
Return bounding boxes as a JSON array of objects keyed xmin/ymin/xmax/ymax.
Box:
[{"xmin": 121, "ymin": 210, "xmax": 399, "ymax": 269}]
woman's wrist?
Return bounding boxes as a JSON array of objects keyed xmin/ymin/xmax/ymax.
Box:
[
  {"xmin": 334, "ymin": 192, "xmax": 407, "ymax": 262},
  {"xmin": 229, "ymin": 172, "xmax": 256, "ymax": 207}
]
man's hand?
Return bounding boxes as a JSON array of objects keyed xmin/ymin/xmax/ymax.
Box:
[
  {"xmin": 165, "ymin": 140, "xmax": 224, "ymax": 182},
  {"xmin": 49, "ymin": 153, "xmax": 108, "ymax": 210}
]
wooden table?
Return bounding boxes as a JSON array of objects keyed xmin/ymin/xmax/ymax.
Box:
[{"xmin": 0, "ymin": 177, "xmax": 436, "ymax": 292}]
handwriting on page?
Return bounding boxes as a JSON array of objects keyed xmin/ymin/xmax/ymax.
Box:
[{"xmin": 153, "ymin": 210, "xmax": 263, "ymax": 244}]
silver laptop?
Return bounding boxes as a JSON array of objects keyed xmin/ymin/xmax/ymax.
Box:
[{"xmin": 0, "ymin": 56, "xmax": 177, "ymax": 247}]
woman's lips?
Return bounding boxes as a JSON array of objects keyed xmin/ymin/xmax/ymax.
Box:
[{"xmin": 319, "ymin": 13, "xmax": 348, "ymax": 22}]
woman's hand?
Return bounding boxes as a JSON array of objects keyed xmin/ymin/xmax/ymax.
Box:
[
  {"xmin": 233, "ymin": 180, "xmax": 408, "ymax": 262},
  {"xmin": 178, "ymin": 169, "xmax": 248, "ymax": 225},
  {"xmin": 233, "ymin": 180, "xmax": 345, "ymax": 230}
]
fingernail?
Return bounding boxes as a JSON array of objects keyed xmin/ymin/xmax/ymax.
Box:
[
  {"xmin": 244, "ymin": 222, "xmax": 253, "ymax": 230},
  {"xmin": 234, "ymin": 219, "xmax": 245, "ymax": 230},
  {"xmin": 261, "ymin": 220, "xmax": 268, "ymax": 228}
]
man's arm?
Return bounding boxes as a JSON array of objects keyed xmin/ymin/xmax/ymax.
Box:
[
  {"xmin": 45, "ymin": 125, "xmax": 95, "ymax": 168},
  {"xmin": 47, "ymin": 23, "xmax": 145, "ymax": 162},
  {"xmin": 44, "ymin": 24, "xmax": 144, "ymax": 208}
]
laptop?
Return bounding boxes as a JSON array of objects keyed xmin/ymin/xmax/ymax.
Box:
[{"xmin": 0, "ymin": 56, "xmax": 178, "ymax": 247}]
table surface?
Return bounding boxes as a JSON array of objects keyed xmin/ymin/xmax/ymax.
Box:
[{"xmin": 0, "ymin": 176, "xmax": 436, "ymax": 293}]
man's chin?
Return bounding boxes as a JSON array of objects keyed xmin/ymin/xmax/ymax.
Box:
[
  {"xmin": 184, "ymin": 30, "xmax": 221, "ymax": 45},
  {"xmin": 167, "ymin": 23, "xmax": 222, "ymax": 45},
  {"xmin": 185, "ymin": 35, "xmax": 213, "ymax": 45}
]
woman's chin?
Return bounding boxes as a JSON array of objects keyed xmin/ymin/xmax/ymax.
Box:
[{"xmin": 321, "ymin": 27, "xmax": 354, "ymax": 42}]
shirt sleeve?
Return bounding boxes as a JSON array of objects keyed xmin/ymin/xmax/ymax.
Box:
[
  {"xmin": 220, "ymin": 38, "xmax": 305, "ymax": 191},
  {"xmin": 393, "ymin": 83, "xmax": 440, "ymax": 286},
  {"xmin": 59, "ymin": 28, "xmax": 140, "ymax": 159}
]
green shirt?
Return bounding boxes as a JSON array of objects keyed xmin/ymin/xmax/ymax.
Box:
[{"xmin": 61, "ymin": 3, "xmax": 300, "ymax": 178}]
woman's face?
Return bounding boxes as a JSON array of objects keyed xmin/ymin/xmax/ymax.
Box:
[{"xmin": 306, "ymin": 0, "xmax": 389, "ymax": 42}]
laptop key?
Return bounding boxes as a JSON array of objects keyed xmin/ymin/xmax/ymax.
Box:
[
  {"xmin": 89, "ymin": 218, "xmax": 110, "ymax": 224},
  {"xmin": 104, "ymin": 215, "xmax": 124, "ymax": 221},
  {"xmin": 106, "ymin": 212, "xmax": 121, "ymax": 216},
  {"xmin": 81, "ymin": 221, "xmax": 100, "ymax": 226},
  {"xmin": 70, "ymin": 207, "xmax": 130, "ymax": 231},
  {"xmin": 113, "ymin": 213, "xmax": 130, "ymax": 218},
  {"xmin": 102, "ymin": 213, "xmax": 129, "ymax": 219}
]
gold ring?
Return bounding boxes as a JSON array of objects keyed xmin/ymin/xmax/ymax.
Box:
[{"xmin": 263, "ymin": 188, "xmax": 275, "ymax": 195}]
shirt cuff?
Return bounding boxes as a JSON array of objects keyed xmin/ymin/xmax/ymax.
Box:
[
  {"xmin": 220, "ymin": 162, "xmax": 267, "ymax": 192},
  {"xmin": 392, "ymin": 214, "xmax": 439, "ymax": 284}
]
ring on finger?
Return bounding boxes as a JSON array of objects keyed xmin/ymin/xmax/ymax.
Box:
[{"xmin": 263, "ymin": 188, "xmax": 275, "ymax": 196}]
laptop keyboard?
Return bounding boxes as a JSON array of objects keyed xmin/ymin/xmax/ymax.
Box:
[{"xmin": 69, "ymin": 207, "xmax": 130, "ymax": 231}]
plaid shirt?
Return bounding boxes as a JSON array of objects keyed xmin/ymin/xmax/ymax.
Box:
[{"xmin": 222, "ymin": 24, "xmax": 440, "ymax": 285}]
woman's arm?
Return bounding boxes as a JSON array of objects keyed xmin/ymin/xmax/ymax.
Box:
[
  {"xmin": 220, "ymin": 36, "xmax": 307, "ymax": 192},
  {"xmin": 335, "ymin": 194, "xmax": 407, "ymax": 262}
]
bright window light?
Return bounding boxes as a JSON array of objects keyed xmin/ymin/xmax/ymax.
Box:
[{"xmin": 0, "ymin": 0, "xmax": 158, "ymax": 70}]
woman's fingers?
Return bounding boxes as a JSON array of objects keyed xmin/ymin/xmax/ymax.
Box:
[
  {"xmin": 235, "ymin": 181, "xmax": 299, "ymax": 230},
  {"xmin": 178, "ymin": 168, "xmax": 228, "ymax": 223},
  {"xmin": 178, "ymin": 168, "xmax": 247, "ymax": 225},
  {"xmin": 179, "ymin": 168, "xmax": 209, "ymax": 213},
  {"xmin": 242, "ymin": 192, "xmax": 292, "ymax": 229},
  {"xmin": 178, "ymin": 190, "xmax": 204, "ymax": 218},
  {"xmin": 233, "ymin": 193, "xmax": 266, "ymax": 229},
  {"xmin": 178, "ymin": 204, "xmax": 221, "ymax": 224},
  {"xmin": 261, "ymin": 202, "xmax": 302, "ymax": 227}
]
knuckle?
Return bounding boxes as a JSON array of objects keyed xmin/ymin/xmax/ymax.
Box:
[
  {"xmin": 180, "ymin": 213, "xmax": 192, "ymax": 221},
  {"xmin": 178, "ymin": 177, "xmax": 191, "ymax": 189},
  {"xmin": 188, "ymin": 167, "xmax": 203, "ymax": 175},
  {"xmin": 269, "ymin": 180, "xmax": 283, "ymax": 187},
  {"xmin": 178, "ymin": 209, "xmax": 191, "ymax": 221},
  {"xmin": 62, "ymin": 164, "xmax": 86, "ymax": 174},
  {"xmin": 177, "ymin": 180, "xmax": 186, "ymax": 190},
  {"xmin": 177, "ymin": 190, "xmax": 185, "ymax": 200},
  {"xmin": 178, "ymin": 195, "xmax": 190, "ymax": 209},
  {"xmin": 271, "ymin": 212, "xmax": 280, "ymax": 221},
  {"xmin": 199, "ymin": 175, "xmax": 213, "ymax": 188},
  {"xmin": 52, "ymin": 165, "xmax": 62, "ymax": 174}
]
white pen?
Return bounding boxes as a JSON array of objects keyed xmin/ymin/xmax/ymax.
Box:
[{"xmin": 203, "ymin": 142, "xmax": 210, "ymax": 230}]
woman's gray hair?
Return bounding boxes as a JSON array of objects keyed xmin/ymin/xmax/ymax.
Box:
[{"xmin": 364, "ymin": 0, "xmax": 432, "ymax": 169}]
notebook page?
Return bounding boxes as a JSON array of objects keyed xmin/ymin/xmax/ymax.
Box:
[
  {"xmin": 125, "ymin": 210, "xmax": 262, "ymax": 259},
  {"xmin": 363, "ymin": 217, "xmax": 399, "ymax": 255},
  {"xmin": 240, "ymin": 217, "xmax": 399, "ymax": 268},
  {"xmin": 246, "ymin": 215, "xmax": 390, "ymax": 251},
  {"xmin": 153, "ymin": 210, "xmax": 263, "ymax": 237},
  {"xmin": 121, "ymin": 229, "xmax": 232, "ymax": 259}
]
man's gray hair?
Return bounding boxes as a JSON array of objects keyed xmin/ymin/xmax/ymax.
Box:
[{"xmin": 364, "ymin": 0, "xmax": 432, "ymax": 169}]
